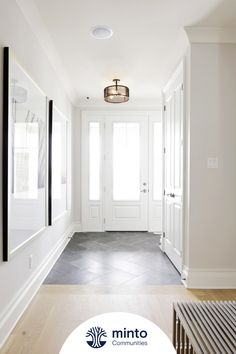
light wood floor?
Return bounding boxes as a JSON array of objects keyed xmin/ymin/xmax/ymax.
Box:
[{"xmin": 1, "ymin": 285, "xmax": 236, "ymax": 354}]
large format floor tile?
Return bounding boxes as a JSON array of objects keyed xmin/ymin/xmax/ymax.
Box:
[{"xmin": 44, "ymin": 232, "xmax": 181, "ymax": 285}]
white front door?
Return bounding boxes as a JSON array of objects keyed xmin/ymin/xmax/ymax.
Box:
[
  {"xmin": 163, "ymin": 63, "xmax": 184, "ymax": 272},
  {"xmin": 81, "ymin": 111, "xmax": 162, "ymax": 232},
  {"xmin": 104, "ymin": 115, "xmax": 148, "ymax": 231}
]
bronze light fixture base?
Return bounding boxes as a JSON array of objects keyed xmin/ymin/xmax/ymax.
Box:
[{"xmin": 104, "ymin": 79, "xmax": 129, "ymax": 103}]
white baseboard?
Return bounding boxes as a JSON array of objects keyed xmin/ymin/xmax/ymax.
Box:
[
  {"xmin": 73, "ymin": 221, "xmax": 82, "ymax": 233},
  {"xmin": 182, "ymin": 266, "xmax": 236, "ymax": 289},
  {"xmin": 0, "ymin": 223, "xmax": 73, "ymax": 349}
]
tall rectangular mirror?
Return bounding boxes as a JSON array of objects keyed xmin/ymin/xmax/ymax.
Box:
[{"xmin": 3, "ymin": 47, "xmax": 47, "ymax": 260}]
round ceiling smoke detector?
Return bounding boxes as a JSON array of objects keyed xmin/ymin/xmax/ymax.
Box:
[{"xmin": 91, "ymin": 26, "xmax": 113, "ymax": 39}]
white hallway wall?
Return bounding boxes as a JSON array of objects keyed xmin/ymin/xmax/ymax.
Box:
[
  {"xmin": 0, "ymin": 0, "xmax": 75, "ymax": 347},
  {"xmin": 184, "ymin": 42, "xmax": 236, "ymax": 288}
]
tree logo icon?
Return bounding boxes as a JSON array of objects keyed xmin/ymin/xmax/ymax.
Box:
[{"xmin": 86, "ymin": 327, "xmax": 107, "ymax": 348}]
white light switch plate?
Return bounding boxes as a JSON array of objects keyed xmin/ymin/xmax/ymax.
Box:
[{"xmin": 207, "ymin": 157, "xmax": 218, "ymax": 169}]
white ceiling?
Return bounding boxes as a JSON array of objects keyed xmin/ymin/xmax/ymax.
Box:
[{"xmin": 28, "ymin": 0, "xmax": 236, "ymax": 106}]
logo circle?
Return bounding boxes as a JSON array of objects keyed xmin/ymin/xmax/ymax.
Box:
[
  {"xmin": 60, "ymin": 312, "xmax": 176, "ymax": 353},
  {"xmin": 86, "ymin": 326, "xmax": 107, "ymax": 348}
]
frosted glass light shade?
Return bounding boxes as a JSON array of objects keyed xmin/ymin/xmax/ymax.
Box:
[{"xmin": 104, "ymin": 79, "xmax": 129, "ymax": 103}]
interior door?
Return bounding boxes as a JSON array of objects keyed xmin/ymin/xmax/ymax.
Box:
[
  {"xmin": 104, "ymin": 114, "xmax": 148, "ymax": 231},
  {"xmin": 163, "ymin": 63, "xmax": 183, "ymax": 272}
]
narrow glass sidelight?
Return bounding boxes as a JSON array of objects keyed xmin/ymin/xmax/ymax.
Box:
[
  {"xmin": 113, "ymin": 122, "xmax": 140, "ymax": 201},
  {"xmin": 89, "ymin": 122, "xmax": 100, "ymax": 200},
  {"xmin": 153, "ymin": 122, "xmax": 162, "ymax": 200}
]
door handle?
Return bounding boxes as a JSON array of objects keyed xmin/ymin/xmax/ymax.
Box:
[
  {"xmin": 166, "ymin": 193, "xmax": 175, "ymax": 198},
  {"xmin": 141, "ymin": 189, "xmax": 148, "ymax": 193}
]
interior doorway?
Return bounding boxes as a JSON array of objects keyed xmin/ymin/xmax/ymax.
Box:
[{"xmin": 81, "ymin": 111, "xmax": 162, "ymax": 232}]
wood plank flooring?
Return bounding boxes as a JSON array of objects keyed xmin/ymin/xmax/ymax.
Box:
[{"xmin": 1, "ymin": 285, "xmax": 236, "ymax": 354}]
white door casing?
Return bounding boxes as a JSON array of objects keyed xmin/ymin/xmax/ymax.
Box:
[
  {"xmin": 162, "ymin": 62, "xmax": 184, "ymax": 272},
  {"xmin": 81, "ymin": 111, "xmax": 162, "ymax": 232}
]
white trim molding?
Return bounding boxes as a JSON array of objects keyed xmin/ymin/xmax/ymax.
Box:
[
  {"xmin": 185, "ymin": 26, "xmax": 236, "ymax": 44},
  {"xmin": 0, "ymin": 224, "xmax": 73, "ymax": 349},
  {"xmin": 73, "ymin": 222, "xmax": 82, "ymax": 233},
  {"xmin": 182, "ymin": 266, "xmax": 236, "ymax": 289}
]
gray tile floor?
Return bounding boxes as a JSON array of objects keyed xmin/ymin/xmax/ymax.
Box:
[{"xmin": 44, "ymin": 232, "xmax": 181, "ymax": 285}]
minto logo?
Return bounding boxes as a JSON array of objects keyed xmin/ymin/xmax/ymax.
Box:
[{"xmin": 86, "ymin": 327, "xmax": 107, "ymax": 348}]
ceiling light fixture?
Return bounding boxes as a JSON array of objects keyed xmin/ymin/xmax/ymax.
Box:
[
  {"xmin": 91, "ymin": 26, "xmax": 113, "ymax": 39},
  {"xmin": 104, "ymin": 79, "xmax": 129, "ymax": 103}
]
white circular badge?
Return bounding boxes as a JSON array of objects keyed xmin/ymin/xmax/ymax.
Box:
[{"xmin": 60, "ymin": 312, "xmax": 176, "ymax": 353}]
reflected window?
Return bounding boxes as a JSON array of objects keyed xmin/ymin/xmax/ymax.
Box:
[
  {"xmin": 14, "ymin": 122, "xmax": 38, "ymax": 199},
  {"xmin": 52, "ymin": 122, "xmax": 62, "ymax": 199},
  {"xmin": 153, "ymin": 122, "xmax": 162, "ymax": 200}
]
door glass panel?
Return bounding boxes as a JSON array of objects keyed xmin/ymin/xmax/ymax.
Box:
[
  {"xmin": 153, "ymin": 122, "xmax": 162, "ymax": 200},
  {"xmin": 113, "ymin": 123, "xmax": 140, "ymax": 200},
  {"xmin": 89, "ymin": 122, "xmax": 100, "ymax": 200}
]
